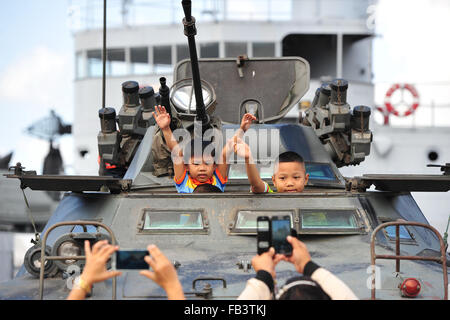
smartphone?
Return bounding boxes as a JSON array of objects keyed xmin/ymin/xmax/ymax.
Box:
[
  {"xmin": 257, "ymin": 216, "xmax": 271, "ymax": 255},
  {"xmin": 270, "ymin": 216, "xmax": 293, "ymax": 256},
  {"xmin": 115, "ymin": 250, "xmax": 149, "ymax": 270}
]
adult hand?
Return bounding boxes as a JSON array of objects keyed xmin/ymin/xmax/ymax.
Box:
[
  {"xmin": 251, "ymin": 247, "xmax": 283, "ymax": 279},
  {"xmin": 140, "ymin": 245, "xmax": 185, "ymax": 300},
  {"xmin": 240, "ymin": 113, "xmax": 257, "ymax": 132},
  {"xmin": 278, "ymin": 236, "xmax": 311, "ymax": 274},
  {"xmin": 81, "ymin": 240, "xmax": 122, "ymax": 287},
  {"xmin": 152, "ymin": 105, "xmax": 171, "ymax": 130}
]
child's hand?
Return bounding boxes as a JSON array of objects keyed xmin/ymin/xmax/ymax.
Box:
[
  {"xmin": 240, "ymin": 113, "xmax": 257, "ymax": 132},
  {"xmin": 153, "ymin": 105, "xmax": 171, "ymax": 130},
  {"xmin": 234, "ymin": 137, "xmax": 252, "ymax": 161}
]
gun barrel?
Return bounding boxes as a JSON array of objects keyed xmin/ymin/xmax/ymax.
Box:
[
  {"xmin": 181, "ymin": 0, "xmax": 209, "ymax": 126},
  {"xmin": 159, "ymin": 77, "xmax": 170, "ymax": 116},
  {"xmin": 182, "ymin": 0, "xmax": 192, "ymax": 21}
]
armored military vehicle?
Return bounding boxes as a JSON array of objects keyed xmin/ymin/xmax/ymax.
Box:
[{"xmin": 1, "ymin": 0, "xmax": 448, "ymax": 300}]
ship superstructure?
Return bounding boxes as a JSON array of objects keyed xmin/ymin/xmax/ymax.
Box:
[{"xmin": 70, "ymin": 0, "xmax": 376, "ymax": 174}]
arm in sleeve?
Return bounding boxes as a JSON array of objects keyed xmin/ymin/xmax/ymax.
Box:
[
  {"xmin": 304, "ymin": 261, "xmax": 358, "ymax": 300},
  {"xmin": 237, "ymin": 270, "xmax": 274, "ymax": 300}
]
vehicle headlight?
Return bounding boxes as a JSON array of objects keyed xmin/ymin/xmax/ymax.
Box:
[
  {"xmin": 52, "ymin": 234, "xmax": 85, "ymax": 272},
  {"xmin": 51, "ymin": 232, "xmax": 112, "ymax": 272},
  {"xmin": 56, "ymin": 241, "xmax": 82, "ymax": 265}
]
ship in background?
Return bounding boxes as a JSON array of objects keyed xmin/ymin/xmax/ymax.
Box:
[
  {"xmin": 69, "ymin": 0, "xmax": 376, "ymax": 173},
  {"xmin": 67, "ymin": 0, "xmax": 449, "ymax": 233}
]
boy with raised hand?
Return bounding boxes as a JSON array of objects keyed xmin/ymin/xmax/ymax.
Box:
[
  {"xmin": 234, "ymin": 139, "xmax": 309, "ymax": 193},
  {"xmin": 153, "ymin": 105, "xmax": 256, "ymax": 193}
]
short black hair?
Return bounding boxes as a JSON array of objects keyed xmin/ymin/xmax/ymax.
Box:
[
  {"xmin": 276, "ymin": 151, "xmax": 304, "ymax": 164},
  {"xmin": 183, "ymin": 139, "xmax": 217, "ymax": 163},
  {"xmin": 277, "ymin": 276, "xmax": 331, "ymax": 300},
  {"xmin": 193, "ymin": 184, "xmax": 222, "ymax": 193}
]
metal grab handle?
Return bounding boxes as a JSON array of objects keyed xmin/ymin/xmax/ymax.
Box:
[
  {"xmin": 39, "ymin": 221, "xmax": 117, "ymax": 300},
  {"xmin": 370, "ymin": 220, "xmax": 448, "ymax": 300},
  {"xmin": 192, "ymin": 277, "xmax": 227, "ymax": 290}
]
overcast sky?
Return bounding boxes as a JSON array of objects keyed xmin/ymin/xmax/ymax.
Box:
[
  {"xmin": 0, "ymin": 0, "xmax": 450, "ymax": 173},
  {"xmin": 0, "ymin": 0, "xmax": 74, "ymax": 172},
  {"xmin": 373, "ymin": 0, "xmax": 450, "ymax": 83}
]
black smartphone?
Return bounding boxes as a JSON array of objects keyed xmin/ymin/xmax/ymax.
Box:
[
  {"xmin": 257, "ymin": 216, "xmax": 271, "ymax": 255},
  {"xmin": 270, "ymin": 216, "xmax": 293, "ymax": 256},
  {"xmin": 115, "ymin": 250, "xmax": 149, "ymax": 270}
]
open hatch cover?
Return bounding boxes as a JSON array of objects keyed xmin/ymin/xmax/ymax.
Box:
[{"xmin": 173, "ymin": 57, "xmax": 310, "ymax": 124}]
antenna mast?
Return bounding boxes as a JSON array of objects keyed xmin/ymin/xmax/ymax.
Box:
[{"xmin": 102, "ymin": 0, "xmax": 107, "ymax": 109}]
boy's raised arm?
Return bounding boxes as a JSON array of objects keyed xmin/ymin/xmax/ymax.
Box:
[
  {"xmin": 234, "ymin": 138, "xmax": 267, "ymax": 193},
  {"xmin": 153, "ymin": 105, "xmax": 185, "ymax": 181},
  {"xmin": 217, "ymin": 113, "xmax": 257, "ymax": 180}
]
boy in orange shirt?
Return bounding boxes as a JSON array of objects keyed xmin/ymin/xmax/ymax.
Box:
[{"xmin": 153, "ymin": 105, "xmax": 256, "ymax": 193}]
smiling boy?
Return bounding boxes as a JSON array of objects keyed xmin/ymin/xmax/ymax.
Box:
[
  {"xmin": 153, "ymin": 105, "xmax": 256, "ymax": 193},
  {"xmin": 234, "ymin": 139, "xmax": 309, "ymax": 193}
]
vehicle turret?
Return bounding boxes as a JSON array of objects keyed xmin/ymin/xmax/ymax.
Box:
[{"xmin": 301, "ymin": 79, "xmax": 373, "ymax": 167}]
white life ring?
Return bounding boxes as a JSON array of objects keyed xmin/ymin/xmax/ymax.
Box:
[{"xmin": 384, "ymin": 83, "xmax": 419, "ymax": 117}]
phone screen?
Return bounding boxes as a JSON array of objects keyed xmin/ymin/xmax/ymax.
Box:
[
  {"xmin": 257, "ymin": 218, "xmax": 271, "ymax": 254},
  {"xmin": 115, "ymin": 250, "xmax": 148, "ymax": 269},
  {"xmin": 271, "ymin": 218, "xmax": 292, "ymax": 255}
]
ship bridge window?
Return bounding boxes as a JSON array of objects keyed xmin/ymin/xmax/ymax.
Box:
[
  {"xmin": 76, "ymin": 51, "xmax": 85, "ymax": 79},
  {"xmin": 87, "ymin": 49, "xmax": 126, "ymax": 77},
  {"xmin": 139, "ymin": 210, "xmax": 207, "ymax": 234},
  {"xmin": 300, "ymin": 209, "xmax": 361, "ymax": 234},
  {"xmin": 225, "ymin": 42, "xmax": 247, "ymax": 57},
  {"xmin": 177, "ymin": 44, "xmax": 190, "ymax": 62},
  {"xmin": 87, "ymin": 50, "xmax": 102, "ymax": 77},
  {"xmin": 200, "ymin": 43, "xmax": 219, "ymax": 58},
  {"xmin": 252, "ymin": 42, "xmax": 275, "ymax": 57},
  {"xmin": 282, "ymin": 34, "xmax": 337, "ymax": 79},
  {"xmin": 107, "ymin": 49, "xmax": 126, "ymax": 76},
  {"xmin": 232, "ymin": 210, "xmax": 294, "ymax": 234},
  {"xmin": 153, "ymin": 45, "xmax": 172, "ymax": 74},
  {"xmin": 131, "ymin": 47, "xmax": 150, "ymax": 75}
]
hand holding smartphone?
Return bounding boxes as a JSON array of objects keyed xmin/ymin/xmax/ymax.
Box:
[
  {"xmin": 257, "ymin": 215, "xmax": 293, "ymax": 256},
  {"xmin": 114, "ymin": 250, "xmax": 149, "ymax": 270},
  {"xmin": 271, "ymin": 216, "xmax": 293, "ymax": 256}
]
